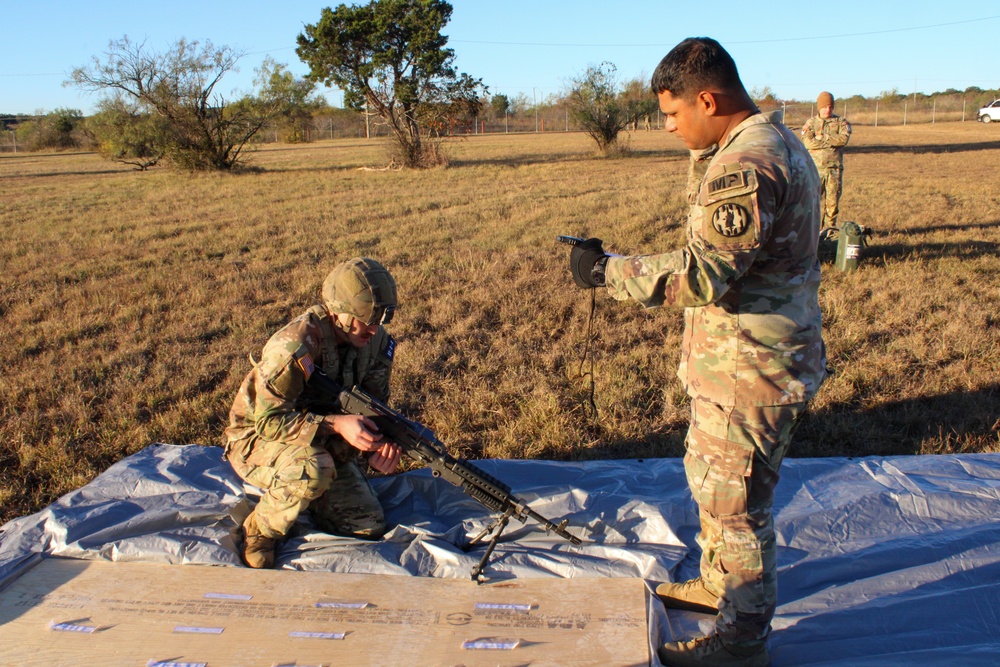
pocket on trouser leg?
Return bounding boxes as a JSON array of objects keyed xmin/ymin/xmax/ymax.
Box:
[
  {"xmin": 274, "ymin": 456, "xmax": 333, "ymax": 501},
  {"xmin": 685, "ymin": 427, "xmax": 758, "ymax": 611},
  {"xmin": 311, "ymin": 460, "xmax": 386, "ymax": 539},
  {"xmin": 243, "ymin": 445, "xmax": 283, "ymax": 490},
  {"xmin": 248, "ymin": 445, "xmax": 333, "ymax": 499},
  {"xmin": 685, "ymin": 427, "xmax": 753, "ymax": 518},
  {"xmin": 251, "ymin": 446, "xmax": 334, "ymax": 537}
]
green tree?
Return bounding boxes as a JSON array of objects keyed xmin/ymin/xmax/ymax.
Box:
[
  {"xmin": 254, "ymin": 57, "xmax": 327, "ymax": 143},
  {"xmin": 16, "ymin": 108, "xmax": 83, "ymax": 151},
  {"xmin": 69, "ymin": 36, "xmax": 282, "ymax": 171},
  {"xmin": 419, "ymin": 77, "xmax": 483, "ymax": 138},
  {"xmin": 509, "ymin": 93, "xmax": 531, "ymax": 116},
  {"xmin": 749, "ymin": 85, "xmax": 779, "ymax": 107},
  {"xmin": 296, "ymin": 0, "xmax": 484, "ymax": 168},
  {"xmin": 84, "ymin": 96, "xmax": 167, "ymax": 170},
  {"xmin": 490, "ymin": 93, "xmax": 511, "ymax": 119},
  {"xmin": 567, "ymin": 62, "xmax": 635, "ymax": 154},
  {"xmin": 619, "ymin": 77, "xmax": 658, "ymax": 129}
]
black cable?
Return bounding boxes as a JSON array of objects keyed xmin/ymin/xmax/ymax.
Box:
[{"xmin": 577, "ymin": 287, "xmax": 598, "ymax": 418}]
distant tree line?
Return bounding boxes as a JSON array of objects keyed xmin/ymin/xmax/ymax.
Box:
[
  {"xmin": 6, "ymin": 83, "xmax": 998, "ymax": 159},
  {"xmin": 4, "ymin": 0, "xmax": 997, "ymax": 167}
]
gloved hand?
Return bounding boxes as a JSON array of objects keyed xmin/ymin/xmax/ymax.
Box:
[{"xmin": 570, "ymin": 237, "xmax": 609, "ymax": 288}]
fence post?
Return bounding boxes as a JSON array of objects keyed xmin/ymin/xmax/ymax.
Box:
[
  {"xmin": 903, "ymin": 102, "xmax": 907, "ymax": 126},
  {"xmin": 962, "ymin": 99, "xmax": 966, "ymax": 122},
  {"xmin": 875, "ymin": 100, "xmax": 879, "ymax": 127},
  {"xmin": 932, "ymin": 99, "xmax": 936, "ymax": 124},
  {"xmin": 533, "ymin": 88, "xmax": 538, "ymax": 133}
]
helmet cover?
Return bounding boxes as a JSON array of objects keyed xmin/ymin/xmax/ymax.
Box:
[{"xmin": 322, "ymin": 257, "xmax": 397, "ymax": 326}]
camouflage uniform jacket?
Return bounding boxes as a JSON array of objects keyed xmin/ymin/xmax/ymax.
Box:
[
  {"xmin": 801, "ymin": 114, "xmax": 851, "ymax": 169},
  {"xmin": 604, "ymin": 111, "xmax": 826, "ymax": 407},
  {"xmin": 223, "ymin": 304, "xmax": 395, "ymax": 462}
]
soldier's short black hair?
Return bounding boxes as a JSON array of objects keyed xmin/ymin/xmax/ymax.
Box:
[{"xmin": 650, "ymin": 37, "xmax": 744, "ymax": 99}]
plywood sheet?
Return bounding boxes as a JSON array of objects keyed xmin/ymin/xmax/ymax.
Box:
[{"xmin": 0, "ymin": 558, "xmax": 649, "ymax": 667}]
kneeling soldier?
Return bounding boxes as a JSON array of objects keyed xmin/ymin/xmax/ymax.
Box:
[{"xmin": 223, "ymin": 257, "xmax": 402, "ymax": 568}]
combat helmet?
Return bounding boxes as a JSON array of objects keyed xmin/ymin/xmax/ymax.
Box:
[{"xmin": 322, "ymin": 257, "xmax": 397, "ymax": 327}]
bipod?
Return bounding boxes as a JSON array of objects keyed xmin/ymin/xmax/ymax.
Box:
[{"xmin": 467, "ymin": 507, "xmax": 515, "ymax": 583}]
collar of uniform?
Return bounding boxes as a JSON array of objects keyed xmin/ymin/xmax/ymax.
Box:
[{"xmin": 717, "ymin": 110, "xmax": 775, "ymax": 152}]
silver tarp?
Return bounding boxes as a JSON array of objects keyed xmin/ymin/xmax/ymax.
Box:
[{"xmin": 2, "ymin": 443, "xmax": 1000, "ymax": 665}]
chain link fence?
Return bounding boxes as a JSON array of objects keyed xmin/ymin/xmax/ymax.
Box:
[{"xmin": 4, "ymin": 90, "xmax": 998, "ymax": 153}]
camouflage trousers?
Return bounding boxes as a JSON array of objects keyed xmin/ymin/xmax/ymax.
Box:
[
  {"xmin": 226, "ymin": 438, "xmax": 386, "ymax": 541},
  {"xmin": 683, "ymin": 399, "xmax": 807, "ymax": 646},
  {"xmin": 818, "ymin": 165, "xmax": 843, "ymax": 228}
]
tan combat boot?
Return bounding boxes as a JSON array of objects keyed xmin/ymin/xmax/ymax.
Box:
[
  {"xmin": 659, "ymin": 634, "xmax": 769, "ymax": 667},
  {"xmin": 655, "ymin": 577, "xmax": 720, "ymax": 614},
  {"xmin": 241, "ymin": 511, "xmax": 277, "ymax": 569}
]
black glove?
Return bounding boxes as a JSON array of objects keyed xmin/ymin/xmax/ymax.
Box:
[{"xmin": 570, "ymin": 237, "xmax": 609, "ymax": 288}]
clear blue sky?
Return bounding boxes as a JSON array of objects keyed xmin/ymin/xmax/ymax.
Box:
[{"xmin": 3, "ymin": 1, "xmax": 998, "ymax": 115}]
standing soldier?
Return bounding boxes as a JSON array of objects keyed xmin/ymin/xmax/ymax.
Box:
[
  {"xmin": 223, "ymin": 257, "xmax": 402, "ymax": 569},
  {"xmin": 802, "ymin": 91, "xmax": 852, "ymax": 228},
  {"xmin": 567, "ymin": 37, "xmax": 826, "ymax": 665}
]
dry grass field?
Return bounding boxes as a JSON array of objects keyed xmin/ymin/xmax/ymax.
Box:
[{"xmin": 1, "ymin": 122, "xmax": 999, "ymax": 525}]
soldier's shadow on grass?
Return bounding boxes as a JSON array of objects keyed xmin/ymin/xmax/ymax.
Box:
[
  {"xmin": 794, "ymin": 382, "xmax": 1000, "ymax": 458},
  {"xmin": 448, "ymin": 147, "xmax": 689, "ymax": 169},
  {"xmin": 849, "ymin": 140, "xmax": 1000, "ymax": 155},
  {"xmin": 575, "ymin": 430, "xmax": 687, "ymax": 461},
  {"xmin": 2, "ymin": 167, "xmax": 130, "ymax": 179},
  {"xmin": 579, "ymin": 382, "xmax": 998, "ymax": 461},
  {"xmin": 898, "ymin": 220, "xmax": 1000, "ymax": 235},
  {"xmin": 867, "ymin": 238, "xmax": 1000, "ymax": 263}
]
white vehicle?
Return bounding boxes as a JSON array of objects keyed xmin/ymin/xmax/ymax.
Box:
[{"xmin": 978, "ymin": 99, "xmax": 1000, "ymax": 123}]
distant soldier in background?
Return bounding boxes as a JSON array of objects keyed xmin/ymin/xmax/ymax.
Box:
[
  {"xmin": 223, "ymin": 258, "xmax": 402, "ymax": 568},
  {"xmin": 802, "ymin": 91, "xmax": 852, "ymax": 228}
]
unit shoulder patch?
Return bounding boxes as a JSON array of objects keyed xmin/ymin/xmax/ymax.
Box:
[
  {"xmin": 701, "ymin": 191, "xmax": 760, "ymax": 250},
  {"xmin": 711, "ymin": 203, "xmax": 751, "ymax": 238}
]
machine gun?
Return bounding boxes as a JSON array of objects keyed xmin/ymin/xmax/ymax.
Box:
[{"xmin": 309, "ymin": 368, "xmax": 583, "ymax": 581}]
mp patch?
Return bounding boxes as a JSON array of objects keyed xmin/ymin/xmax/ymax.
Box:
[
  {"xmin": 712, "ymin": 203, "xmax": 751, "ymax": 238},
  {"xmin": 383, "ymin": 335, "xmax": 396, "ymax": 361},
  {"xmin": 707, "ymin": 170, "xmax": 748, "ymax": 195}
]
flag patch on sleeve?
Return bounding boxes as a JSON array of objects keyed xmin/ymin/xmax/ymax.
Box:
[{"xmin": 295, "ymin": 350, "xmax": 315, "ymax": 380}]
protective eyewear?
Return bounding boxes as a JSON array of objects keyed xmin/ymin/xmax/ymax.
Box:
[{"xmin": 366, "ymin": 304, "xmax": 395, "ymax": 326}]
